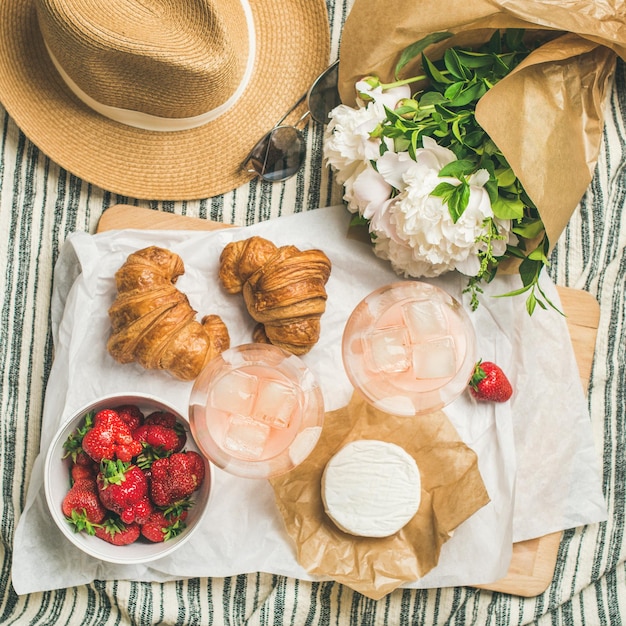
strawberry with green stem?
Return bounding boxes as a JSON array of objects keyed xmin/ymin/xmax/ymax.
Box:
[
  {"xmin": 82, "ymin": 409, "xmax": 143, "ymax": 463},
  {"xmin": 141, "ymin": 507, "xmax": 189, "ymax": 543},
  {"xmin": 134, "ymin": 424, "xmax": 183, "ymax": 469},
  {"xmin": 142, "ymin": 411, "xmax": 187, "ymax": 451},
  {"xmin": 149, "ymin": 451, "xmax": 205, "ymax": 507},
  {"xmin": 62, "ymin": 477, "xmax": 107, "ymax": 535},
  {"xmin": 97, "ymin": 459, "xmax": 153, "ymax": 524},
  {"xmin": 134, "ymin": 412, "xmax": 188, "ymax": 469},
  {"xmin": 95, "ymin": 516, "xmax": 141, "ymax": 546},
  {"xmin": 469, "ymin": 360, "xmax": 513, "ymax": 402}
]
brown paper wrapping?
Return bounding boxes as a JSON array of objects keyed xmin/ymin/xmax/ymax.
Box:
[
  {"xmin": 270, "ymin": 392, "xmax": 490, "ymax": 600},
  {"xmin": 338, "ymin": 0, "xmax": 626, "ymax": 250}
]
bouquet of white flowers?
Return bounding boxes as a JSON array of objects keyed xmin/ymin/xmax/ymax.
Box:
[{"xmin": 324, "ymin": 31, "xmax": 554, "ymax": 314}]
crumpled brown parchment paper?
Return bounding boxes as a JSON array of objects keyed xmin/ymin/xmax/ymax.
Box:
[
  {"xmin": 270, "ymin": 391, "xmax": 490, "ymax": 599},
  {"xmin": 337, "ymin": 0, "xmax": 626, "ymax": 250}
]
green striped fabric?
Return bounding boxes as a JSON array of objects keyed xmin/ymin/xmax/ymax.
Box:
[{"xmin": 1, "ymin": 2, "xmax": 625, "ymax": 623}]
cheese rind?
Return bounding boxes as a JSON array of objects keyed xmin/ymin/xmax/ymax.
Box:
[{"xmin": 321, "ymin": 439, "xmax": 421, "ymax": 538}]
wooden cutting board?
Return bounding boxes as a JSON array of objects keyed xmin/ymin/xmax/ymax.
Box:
[{"xmin": 98, "ymin": 204, "xmax": 601, "ymax": 597}]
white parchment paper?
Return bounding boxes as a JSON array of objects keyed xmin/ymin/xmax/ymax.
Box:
[{"xmin": 12, "ymin": 206, "xmax": 607, "ymax": 594}]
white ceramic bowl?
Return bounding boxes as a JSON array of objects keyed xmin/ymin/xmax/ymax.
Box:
[{"xmin": 44, "ymin": 393, "xmax": 212, "ymax": 565}]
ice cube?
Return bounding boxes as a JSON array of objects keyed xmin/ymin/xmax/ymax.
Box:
[
  {"xmin": 374, "ymin": 395, "xmax": 416, "ymax": 416},
  {"xmin": 412, "ymin": 336, "xmax": 457, "ymax": 379},
  {"xmin": 289, "ymin": 426, "xmax": 323, "ymax": 465},
  {"xmin": 223, "ymin": 415, "xmax": 270, "ymax": 459},
  {"xmin": 210, "ymin": 370, "xmax": 258, "ymax": 415},
  {"xmin": 402, "ymin": 299, "xmax": 448, "ymax": 340},
  {"xmin": 363, "ymin": 326, "xmax": 411, "ymax": 373},
  {"xmin": 252, "ymin": 378, "xmax": 299, "ymax": 429}
]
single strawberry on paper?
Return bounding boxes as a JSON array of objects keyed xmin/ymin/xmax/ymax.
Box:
[{"xmin": 469, "ymin": 360, "xmax": 513, "ymax": 403}]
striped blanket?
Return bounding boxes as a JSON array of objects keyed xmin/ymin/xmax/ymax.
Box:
[{"xmin": 1, "ymin": 2, "xmax": 625, "ymax": 624}]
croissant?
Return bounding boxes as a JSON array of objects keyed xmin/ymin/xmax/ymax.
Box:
[
  {"xmin": 218, "ymin": 236, "xmax": 332, "ymax": 355},
  {"xmin": 107, "ymin": 246, "xmax": 230, "ymax": 381}
]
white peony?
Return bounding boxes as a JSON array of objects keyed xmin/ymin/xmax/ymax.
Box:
[
  {"xmin": 323, "ymin": 104, "xmax": 389, "ymax": 185},
  {"xmin": 323, "ymin": 93, "xmax": 516, "ymax": 280},
  {"xmin": 363, "ymin": 137, "xmax": 514, "ymax": 277}
]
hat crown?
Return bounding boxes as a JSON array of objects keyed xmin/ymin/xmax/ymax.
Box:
[{"xmin": 36, "ymin": 0, "xmax": 250, "ymax": 118}]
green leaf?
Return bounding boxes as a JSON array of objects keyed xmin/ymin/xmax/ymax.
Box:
[
  {"xmin": 444, "ymin": 82, "xmax": 465, "ymax": 101},
  {"xmin": 464, "ymin": 129, "xmax": 487, "ymax": 149},
  {"xmin": 431, "ymin": 181, "xmax": 457, "ymax": 204},
  {"xmin": 454, "ymin": 50, "xmax": 494, "ymax": 70},
  {"xmin": 536, "ymin": 281, "xmax": 565, "ymax": 316},
  {"xmin": 394, "ymin": 136, "xmax": 411, "ymax": 152},
  {"xmin": 493, "ymin": 283, "xmax": 532, "ymax": 298},
  {"xmin": 491, "ymin": 194, "xmax": 525, "ymax": 220},
  {"xmin": 444, "ymin": 48, "xmax": 472, "ymax": 80},
  {"xmin": 528, "ymin": 247, "xmax": 548, "ymax": 263},
  {"xmin": 438, "ymin": 159, "xmax": 476, "ymax": 178},
  {"xmin": 518, "ymin": 256, "xmax": 542, "ymax": 288},
  {"xmin": 495, "ymin": 167, "xmax": 517, "ymax": 187},
  {"xmin": 423, "ymin": 53, "xmax": 454, "ymax": 85},
  {"xmin": 395, "ymin": 32, "xmax": 454, "ymax": 78},
  {"xmin": 486, "ymin": 30, "xmax": 502, "ymax": 54},
  {"xmin": 505, "ymin": 29, "xmax": 526, "ymax": 51},
  {"xmin": 448, "ymin": 81, "xmax": 487, "ymax": 107},
  {"xmin": 512, "ymin": 218, "xmax": 545, "ymax": 239},
  {"xmin": 432, "ymin": 180, "xmax": 470, "ymax": 222},
  {"xmin": 492, "ymin": 53, "xmax": 512, "ymax": 76},
  {"xmin": 452, "ymin": 183, "xmax": 471, "ymax": 220},
  {"xmin": 349, "ymin": 214, "xmax": 369, "ymax": 228},
  {"xmin": 484, "ymin": 178, "xmax": 499, "ymax": 205}
]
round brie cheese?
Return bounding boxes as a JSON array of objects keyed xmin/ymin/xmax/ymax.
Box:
[{"xmin": 321, "ymin": 439, "xmax": 421, "ymax": 538}]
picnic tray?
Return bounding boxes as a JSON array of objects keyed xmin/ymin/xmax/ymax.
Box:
[{"xmin": 97, "ymin": 204, "xmax": 601, "ymax": 597}]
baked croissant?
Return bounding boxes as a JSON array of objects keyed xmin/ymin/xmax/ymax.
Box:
[
  {"xmin": 218, "ymin": 236, "xmax": 331, "ymax": 355},
  {"xmin": 108, "ymin": 246, "xmax": 230, "ymax": 381}
]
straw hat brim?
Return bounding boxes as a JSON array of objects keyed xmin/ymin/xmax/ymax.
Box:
[{"xmin": 0, "ymin": 0, "xmax": 330, "ymax": 200}]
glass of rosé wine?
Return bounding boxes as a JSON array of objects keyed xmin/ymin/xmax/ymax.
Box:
[
  {"xmin": 189, "ymin": 344, "xmax": 324, "ymax": 479},
  {"xmin": 342, "ymin": 282, "xmax": 476, "ymax": 416}
]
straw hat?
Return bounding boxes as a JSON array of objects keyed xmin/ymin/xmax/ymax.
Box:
[{"xmin": 0, "ymin": 0, "xmax": 330, "ymax": 200}]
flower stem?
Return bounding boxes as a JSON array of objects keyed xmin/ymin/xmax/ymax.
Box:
[{"xmin": 380, "ymin": 70, "xmax": 450, "ymax": 90}]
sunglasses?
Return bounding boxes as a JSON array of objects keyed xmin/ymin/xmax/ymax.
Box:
[{"xmin": 243, "ymin": 60, "xmax": 340, "ymax": 182}]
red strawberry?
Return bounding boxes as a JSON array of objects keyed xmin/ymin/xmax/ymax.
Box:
[
  {"xmin": 70, "ymin": 477, "xmax": 99, "ymax": 493},
  {"xmin": 140, "ymin": 509, "xmax": 188, "ymax": 543},
  {"xmin": 115, "ymin": 404, "xmax": 145, "ymax": 432},
  {"xmin": 134, "ymin": 424, "xmax": 181, "ymax": 454},
  {"xmin": 97, "ymin": 459, "xmax": 153, "ymax": 524},
  {"xmin": 144, "ymin": 411, "xmax": 177, "ymax": 429},
  {"xmin": 149, "ymin": 451, "xmax": 206, "ymax": 507},
  {"xmin": 62, "ymin": 478, "xmax": 107, "ymax": 534},
  {"xmin": 74, "ymin": 450, "xmax": 96, "ymax": 468},
  {"xmin": 95, "ymin": 517, "xmax": 141, "ymax": 546},
  {"xmin": 71, "ymin": 462, "xmax": 97, "ymax": 483},
  {"xmin": 469, "ymin": 360, "xmax": 513, "ymax": 403},
  {"xmin": 82, "ymin": 409, "xmax": 143, "ymax": 463},
  {"xmin": 144, "ymin": 411, "xmax": 187, "ymax": 451},
  {"xmin": 134, "ymin": 422, "xmax": 186, "ymax": 470}
]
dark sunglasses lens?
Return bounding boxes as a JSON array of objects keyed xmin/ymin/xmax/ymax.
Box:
[
  {"xmin": 247, "ymin": 126, "xmax": 305, "ymax": 182},
  {"xmin": 308, "ymin": 62, "xmax": 340, "ymax": 124}
]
